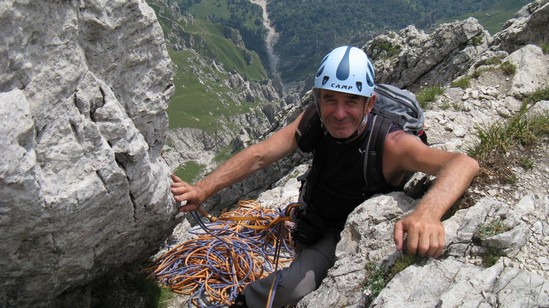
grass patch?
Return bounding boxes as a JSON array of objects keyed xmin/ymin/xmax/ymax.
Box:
[
  {"xmin": 173, "ymin": 160, "xmax": 206, "ymax": 183},
  {"xmin": 500, "ymin": 61, "xmax": 516, "ymax": 75},
  {"xmin": 388, "ymin": 254, "xmax": 425, "ymax": 280},
  {"xmin": 167, "ymin": 49, "xmax": 262, "ymax": 131},
  {"xmin": 214, "ymin": 145, "xmax": 236, "ymax": 163},
  {"xmin": 363, "ymin": 254, "xmax": 425, "ymax": 301},
  {"xmin": 519, "ymin": 157, "xmax": 535, "ymax": 170},
  {"xmin": 451, "ymin": 76, "xmax": 471, "ymax": 89},
  {"xmin": 472, "ymin": 219, "xmax": 510, "ymax": 267},
  {"xmin": 485, "ymin": 57, "xmax": 503, "ymax": 65},
  {"xmin": 481, "ymin": 247, "xmax": 504, "ymax": 267},
  {"xmin": 91, "ymin": 273, "xmax": 175, "ymax": 308},
  {"xmin": 524, "ymin": 85, "xmax": 549, "ymax": 105},
  {"xmin": 472, "ymin": 66, "xmax": 496, "ymax": 78},
  {"xmin": 376, "ymin": 41, "xmax": 402, "ymax": 58},
  {"xmin": 541, "ymin": 43, "xmax": 549, "ymax": 54},
  {"xmin": 416, "ymin": 85, "xmax": 444, "ymax": 109},
  {"xmin": 459, "ymin": 100, "xmax": 549, "ymax": 208},
  {"xmin": 467, "ymin": 109, "xmax": 549, "ymax": 163},
  {"xmin": 364, "ymin": 262, "xmax": 386, "ymax": 298},
  {"xmin": 475, "ymin": 219, "xmax": 509, "ymax": 241},
  {"xmin": 129, "ymin": 277, "xmax": 176, "ymax": 308}
]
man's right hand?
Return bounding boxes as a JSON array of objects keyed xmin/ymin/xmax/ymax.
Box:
[{"xmin": 170, "ymin": 174, "xmax": 207, "ymax": 212}]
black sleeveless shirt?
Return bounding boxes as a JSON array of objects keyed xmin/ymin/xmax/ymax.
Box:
[{"xmin": 296, "ymin": 105, "xmax": 401, "ymax": 230}]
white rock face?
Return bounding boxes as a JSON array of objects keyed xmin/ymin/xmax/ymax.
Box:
[{"xmin": 0, "ymin": 0, "xmax": 177, "ymax": 306}]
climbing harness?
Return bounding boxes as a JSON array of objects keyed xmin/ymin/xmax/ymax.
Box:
[{"xmin": 146, "ymin": 200, "xmax": 297, "ymax": 307}]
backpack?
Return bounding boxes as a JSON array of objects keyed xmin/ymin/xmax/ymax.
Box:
[
  {"xmin": 296, "ymin": 83, "xmax": 427, "ymax": 192},
  {"xmin": 362, "ymin": 83, "xmax": 427, "ymax": 190}
]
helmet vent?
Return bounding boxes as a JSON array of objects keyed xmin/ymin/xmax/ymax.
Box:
[{"xmin": 336, "ymin": 46, "xmax": 352, "ymax": 80}]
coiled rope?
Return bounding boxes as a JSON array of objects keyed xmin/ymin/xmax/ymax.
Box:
[{"xmin": 145, "ymin": 200, "xmax": 297, "ymax": 307}]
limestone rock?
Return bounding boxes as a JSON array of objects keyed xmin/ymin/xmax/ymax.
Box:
[{"xmin": 0, "ymin": 1, "xmax": 176, "ymax": 306}]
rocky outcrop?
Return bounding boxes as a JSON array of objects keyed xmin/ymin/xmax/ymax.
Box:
[
  {"xmin": 492, "ymin": 0, "xmax": 549, "ymax": 53},
  {"xmin": 365, "ymin": 1, "xmax": 549, "ymax": 92},
  {"xmin": 366, "ymin": 18, "xmax": 491, "ymax": 90},
  {"xmin": 0, "ymin": 0, "xmax": 176, "ymax": 306}
]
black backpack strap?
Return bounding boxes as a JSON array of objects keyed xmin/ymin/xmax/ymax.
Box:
[{"xmin": 362, "ymin": 114, "xmax": 393, "ymax": 191}]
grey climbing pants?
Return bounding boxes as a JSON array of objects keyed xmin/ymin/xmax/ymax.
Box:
[{"xmin": 243, "ymin": 231, "xmax": 339, "ymax": 308}]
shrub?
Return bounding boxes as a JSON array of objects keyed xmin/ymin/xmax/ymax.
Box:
[
  {"xmin": 475, "ymin": 219, "xmax": 509, "ymax": 241},
  {"xmin": 364, "ymin": 262, "xmax": 386, "ymax": 298},
  {"xmin": 451, "ymin": 76, "xmax": 471, "ymax": 89},
  {"xmin": 524, "ymin": 85, "xmax": 549, "ymax": 105},
  {"xmin": 540, "ymin": 43, "xmax": 549, "ymax": 54},
  {"xmin": 471, "ymin": 66, "xmax": 495, "ymax": 78},
  {"xmin": 500, "ymin": 61, "xmax": 516, "ymax": 75},
  {"xmin": 416, "ymin": 85, "xmax": 444, "ymax": 109},
  {"xmin": 485, "ymin": 57, "xmax": 502, "ymax": 65}
]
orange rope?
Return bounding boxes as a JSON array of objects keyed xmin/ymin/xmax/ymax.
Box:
[{"xmin": 145, "ymin": 200, "xmax": 295, "ymax": 307}]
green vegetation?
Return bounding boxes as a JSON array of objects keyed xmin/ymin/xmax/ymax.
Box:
[
  {"xmin": 364, "ymin": 262, "xmax": 386, "ymax": 298},
  {"xmin": 462, "ymin": 86, "xmax": 549, "ymax": 191},
  {"xmin": 467, "ymin": 108, "xmax": 549, "ymax": 163},
  {"xmin": 132, "ymin": 277, "xmax": 176, "ymax": 308},
  {"xmin": 475, "ymin": 219, "xmax": 509, "ymax": 241},
  {"xmin": 364, "ymin": 254, "xmax": 425, "ymax": 301},
  {"xmin": 485, "ymin": 57, "xmax": 503, "ymax": 66},
  {"xmin": 172, "ymin": 0, "xmax": 270, "ymax": 73},
  {"xmin": 91, "ymin": 274, "xmax": 175, "ymax": 308},
  {"xmin": 524, "ymin": 85, "xmax": 549, "ymax": 105},
  {"xmin": 148, "ymin": 1, "xmax": 269, "ymax": 131},
  {"xmin": 148, "ymin": 0, "xmax": 528, "ymax": 132},
  {"xmin": 266, "ymin": 0, "xmax": 526, "ymax": 83},
  {"xmin": 541, "ymin": 43, "xmax": 549, "ymax": 54},
  {"xmin": 456, "ymin": 86, "xmax": 549, "ymax": 209},
  {"xmin": 451, "ymin": 76, "xmax": 471, "ymax": 89},
  {"xmin": 440, "ymin": 0, "xmax": 529, "ymax": 34},
  {"xmin": 471, "ymin": 35, "xmax": 484, "ymax": 46},
  {"xmin": 500, "ymin": 61, "xmax": 516, "ymax": 75},
  {"xmin": 519, "ymin": 157, "xmax": 535, "ymax": 170},
  {"xmin": 388, "ymin": 254, "xmax": 424, "ymax": 279},
  {"xmin": 173, "ymin": 160, "xmax": 206, "ymax": 183},
  {"xmin": 481, "ymin": 247, "xmax": 504, "ymax": 267},
  {"xmin": 374, "ymin": 42, "xmax": 402, "ymax": 59},
  {"xmin": 472, "ymin": 66, "xmax": 495, "ymax": 78},
  {"xmin": 167, "ymin": 47, "xmax": 263, "ymax": 130},
  {"xmin": 474, "ymin": 219, "xmax": 509, "ymax": 267},
  {"xmin": 416, "ymin": 85, "xmax": 444, "ymax": 109}
]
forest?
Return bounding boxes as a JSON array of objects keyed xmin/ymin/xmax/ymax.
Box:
[
  {"xmin": 266, "ymin": 0, "xmax": 530, "ymax": 82},
  {"xmin": 159, "ymin": 0, "xmax": 529, "ymax": 89}
]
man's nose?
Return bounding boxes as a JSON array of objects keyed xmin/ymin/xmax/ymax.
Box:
[{"xmin": 333, "ymin": 102, "xmax": 347, "ymax": 119}]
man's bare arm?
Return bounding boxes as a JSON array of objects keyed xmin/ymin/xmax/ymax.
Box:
[
  {"xmin": 384, "ymin": 131, "xmax": 479, "ymax": 257},
  {"xmin": 171, "ymin": 113, "xmax": 303, "ymax": 212}
]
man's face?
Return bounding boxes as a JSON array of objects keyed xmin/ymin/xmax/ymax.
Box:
[{"xmin": 318, "ymin": 89, "xmax": 371, "ymax": 139}]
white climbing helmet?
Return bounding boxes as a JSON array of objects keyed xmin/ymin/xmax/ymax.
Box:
[{"xmin": 313, "ymin": 46, "xmax": 375, "ymax": 97}]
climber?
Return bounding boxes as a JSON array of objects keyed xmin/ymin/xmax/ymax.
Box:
[{"xmin": 170, "ymin": 45, "xmax": 479, "ymax": 307}]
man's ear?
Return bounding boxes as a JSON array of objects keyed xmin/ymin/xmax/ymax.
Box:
[{"xmin": 366, "ymin": 94, "xmax": 376, "ymax": 113}]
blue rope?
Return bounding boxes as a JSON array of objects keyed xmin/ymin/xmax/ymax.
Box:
[{"xmin": 147, "ymin": 202, "xmax": 295, "ymax": 307}]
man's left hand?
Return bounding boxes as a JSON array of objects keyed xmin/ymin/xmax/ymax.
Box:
[{"xmin": 393, "ymin": 211, "xmax": 445, "ymax": 258}]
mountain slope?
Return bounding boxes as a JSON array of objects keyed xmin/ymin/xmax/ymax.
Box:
[
  {"xmin": 147, "ymin": 0, "xmax": 275, "ymax": 131},
  {"xmin": 266, "ymin": 0, "xmax": 530, "ymax": 86}
]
